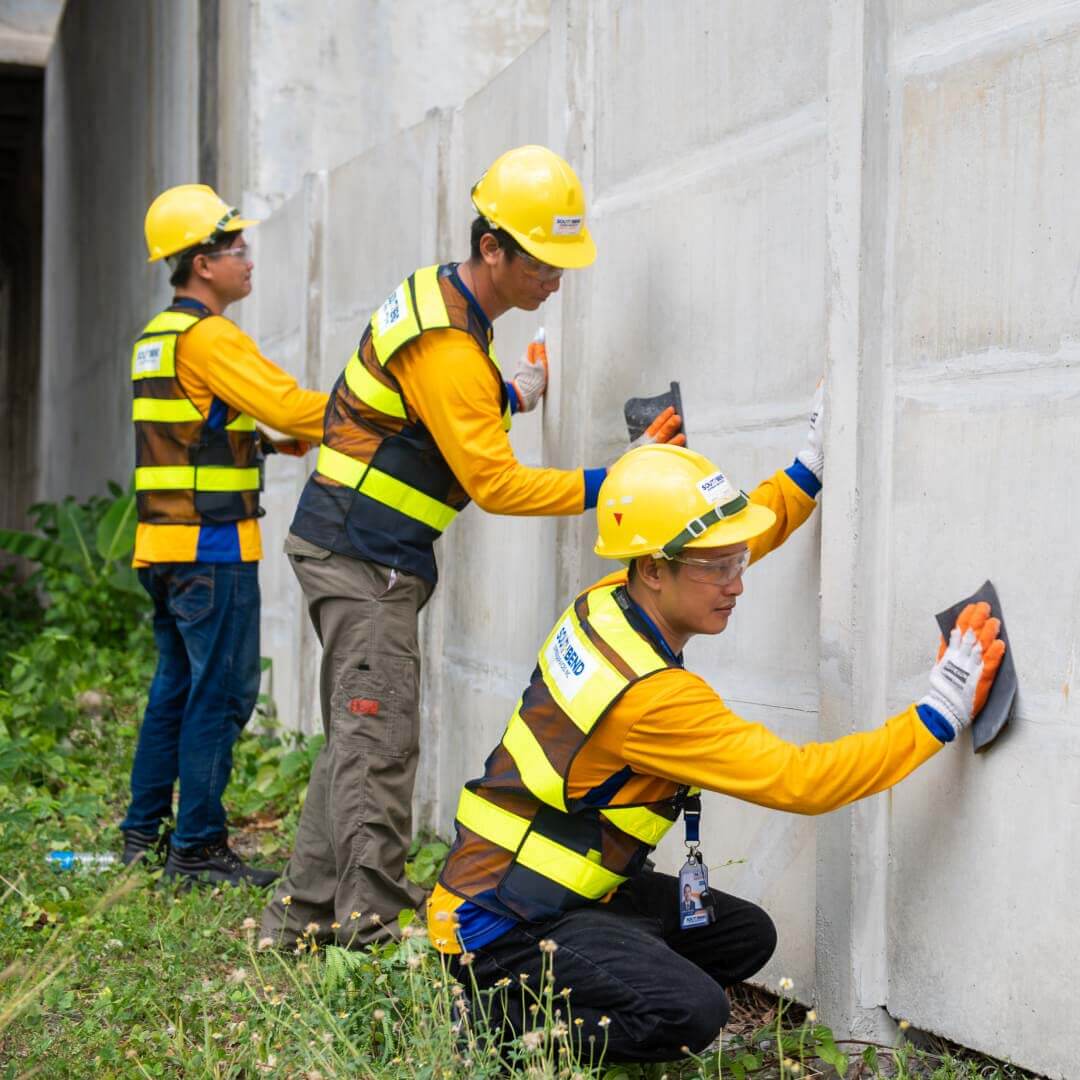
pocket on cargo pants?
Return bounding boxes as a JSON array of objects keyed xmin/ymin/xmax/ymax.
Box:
[{"xmin": 330, "ymin": 656, "xmax": 421, "ymax": 871}]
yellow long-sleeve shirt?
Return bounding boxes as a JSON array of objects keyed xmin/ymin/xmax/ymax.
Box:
[
  {"xmin": 427, "ymin": 469, "xmax": 944, "ymax": 950},
  {"xmin": 392, "ymin": 328, "xmax": 587, "ymax": 515},
  {"xmin": 134, "ymin": 314, "xmax": 328, "ymax": 566}
]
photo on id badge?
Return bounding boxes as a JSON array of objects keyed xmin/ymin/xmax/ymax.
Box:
[{"xmin": 679, "ymin": 857, "xmax": 713, "ymax": 929}]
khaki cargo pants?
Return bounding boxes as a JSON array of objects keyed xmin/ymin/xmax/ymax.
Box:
[{"xmin": 261, "ymin": 534, "xmax": 431, "ymax": 948}]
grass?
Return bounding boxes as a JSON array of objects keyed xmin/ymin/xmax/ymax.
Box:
[{"xmin": 0, "ymin": 491, "xmax": 1047, "ymax": 1079}]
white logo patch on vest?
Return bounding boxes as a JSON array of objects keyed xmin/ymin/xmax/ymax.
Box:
[
  {"xmin": 552, "ymin": 215, "xmax": 583, "ymax": 236},
  {"xmin": 697, "ymin": 471, "xmax": 737, "ymax": 505},
  {"xmin": 134, "ymin": 340, "xmax": 164, "ymax": 376},
  {"xmin": 377, "ymin": 284, "xmax": 407, "ymax": 332},
  {"xmin": 545, "ymin": 617, "xmax": 598, "ymax": 701}
]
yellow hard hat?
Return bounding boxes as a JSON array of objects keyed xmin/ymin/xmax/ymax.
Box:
[
  {"xmin": 144, "ymin": 184, "xmax": 259, "ymax": 263},
  {"xmin": 594, "ymin": 444, "xmax": 777, "ymax": 561},
  {"xmin": 471, "ymin": 145, "xmax": 597, "ymax": 270}
]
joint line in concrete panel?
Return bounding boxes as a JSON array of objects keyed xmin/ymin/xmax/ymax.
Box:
[
  {"xmin": 590, "ymin": 101, "xmax": 827, "ymax": 219},
  {"xmin": 897, "ymin": 0, "xmax": 1080, "ymax": 74}
]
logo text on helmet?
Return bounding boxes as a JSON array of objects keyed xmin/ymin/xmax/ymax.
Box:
[
  {"xmin": 545, "ymin": 618, "xmax": 597, "ymax": 701},
  {"xmin": 377, "ymin": 284, "xmax": 407, "ymax": 332},
  {"xmin": 552, "ymin": 215, "xmax": 583, "ymax": 236},
  {"xmin": 697, "ymin": 472, "xmax": 736, "ymax": 505}
]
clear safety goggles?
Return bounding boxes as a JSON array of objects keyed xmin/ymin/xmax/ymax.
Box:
[
  {"xmin": 517, "ymin": 249, "xmax": 563, "ymax": 282},
  {"xmin": 203, "ymin": 242, "xmax": 251, "ymax": 261},
  {"xmin": 669, "ymin": 547, "xmax": 750, "ymax": 585}
]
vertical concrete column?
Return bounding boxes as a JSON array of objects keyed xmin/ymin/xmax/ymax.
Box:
[
  {"xmin": 816, "ymin": 0, "xmax": 897, "ymax": 1041},
  {"xmin": 547, "ymin": 0, "xmax": 597, "ymax": 605},
  {"xmin": 296, "ymin": 169, "xmax": 327, "ymax": 736},
  {"xmin": 416, "ymin": 108, "xmax": 456, "ymax": 832}
]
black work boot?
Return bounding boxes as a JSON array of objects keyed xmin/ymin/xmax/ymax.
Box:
[
  {"xmin": 121, "ymin": 825, "xmax": 172, "ymax": 867},
  {"xmin": 162, "ymin": 836, "xmax": 279, "ymax": 888}
]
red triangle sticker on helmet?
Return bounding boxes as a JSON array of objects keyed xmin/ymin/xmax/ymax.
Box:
[{"xmin": 614, "ymin": 512, "xmax": 623, "ymax": 525}]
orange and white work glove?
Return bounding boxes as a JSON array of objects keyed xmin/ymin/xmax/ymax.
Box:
[
  {"xmin": 795, "ymin": 378, "xmax": 825, "ymax": 482},
  {"xmin": 628, "ymin": 405, "xmax": 686, "ymax": 450},
  {"xmin": 919, "ymin": 602, "xmax": 1006, "ymax": 739},
  {"xmin": 509, "ymin": 328, "xmax": 548, "ymax": 413}
]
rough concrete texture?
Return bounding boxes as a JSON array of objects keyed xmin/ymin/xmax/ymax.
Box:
[
  {"xmin": 39, "ymin": 0, "xmax": 199, "ymax": 503},
  {"xmin": 248, "ymin": 3, "xmax": 1080, "ymax": 1070},
  {"xmin": 221, "ymin": 0, "xmax": 550, "ymax": 212},
  {"xmin": 36, "ymin": 0, "xmax": 1080, "ymax": 1072},
  {"xmin": 0, "ymin": 0, "xmax": 63, "ymax": 66}
]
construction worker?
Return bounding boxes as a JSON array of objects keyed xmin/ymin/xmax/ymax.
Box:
[
  {"xmin": 427, "ymin": 413, "xmax": 1006, "ymax": 1064},
  {"xmin": 261, "ymin": 145, "xmax": 684, "ymax": 946},
  {"xmin": 119, "ymin": 184, "xmax": 329, "ymax": 887}
]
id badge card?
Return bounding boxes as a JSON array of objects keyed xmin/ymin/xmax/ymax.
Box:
[{"xmin": 678, "ymin": 852, "xmax": 715, "ymax": 930}]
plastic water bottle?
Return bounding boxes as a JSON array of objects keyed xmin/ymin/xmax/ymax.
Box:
[{"xmin": 45, "ymin": 851, "xmax": 119, "ymax": 871}]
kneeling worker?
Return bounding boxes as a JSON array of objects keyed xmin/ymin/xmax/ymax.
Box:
[{"xmin": 428, "ymin": 429, "xmax": 1005, "ymax": 1063}]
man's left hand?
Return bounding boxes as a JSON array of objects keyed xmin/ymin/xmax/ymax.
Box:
[
  {"xmin": 510, "ymin": 329, "xmax": 549, "ymax": 413},
  {"xmin": 796, "ymin": 378, "xmax": 824, "ymax": 482}
]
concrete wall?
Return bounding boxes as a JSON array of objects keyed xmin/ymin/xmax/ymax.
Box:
[
  {"xmin": 218, "ymin": 0, "xmax": 550, "ymax": 212},
  {"xmin": 37, "ymin": 0, "xmax": 1080, "ymax": 1073},
  {"xmin": 248, "ymin": 2, "xmax": 1080, "ymax": 1073}
]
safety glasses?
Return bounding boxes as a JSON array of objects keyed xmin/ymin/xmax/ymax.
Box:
[
  {"xmin": 516, "ymin": 249, "xmax": 563, "ymax": 283},
  {"xmin": 203, "ymin": 242, "xmax": 250, "ymax": 261},
  {"xmin": 670, "ymin": 548, "xmax": 750, "ymax": 585}
]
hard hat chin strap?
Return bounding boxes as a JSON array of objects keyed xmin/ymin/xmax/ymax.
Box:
[{"xmin": 659, "ymin": 491, "xmax": 749, "ymax": 560}]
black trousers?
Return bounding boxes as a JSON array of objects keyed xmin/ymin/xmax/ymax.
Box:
[{"xmin": 453, "ymin": 870, "xmax": 777, "ymax": 1064}]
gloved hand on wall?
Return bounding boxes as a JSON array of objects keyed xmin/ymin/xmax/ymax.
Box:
[
  {"xmin": 509, "ymin": 328, "xmax": 549, "ymax": 413},
  {"xmin": 795, "ymin": 378, "xmax": 825, "ymax": 482},
  {"xmin": 628, "ymin": 406, "xmax": 686, "ymax": 450},
  {"xmin": 920, "ymin": 601, "xmax": 1006, "ymax": 738}
]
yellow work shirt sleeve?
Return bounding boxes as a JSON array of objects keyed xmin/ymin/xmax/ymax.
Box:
[
  {"xmin": 745, "ymin": 468, "xmax": 819, "ymax": 564},
  {"xmin": 177, "ymin": 316, "xmax": 328, "ymax": 442},
  {"xmin": 392, "ymin": 329, "xmax": 586, "ymax": 516},
  {"xmin": 619, "ymin": 670, "xmax": 945, "ymax": 815}
]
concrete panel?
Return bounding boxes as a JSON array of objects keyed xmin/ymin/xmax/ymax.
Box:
[
  {"xmin": 242, "ymin": 188, "xmax": 318, "ymax": 735},
  {"xmin": 237, "ymin": 0, "xmax": 549, "ymax": 209},
  {"xmin": 896, "ymin": 24, "xmax": 1080, "ymax": 367},
  {"xmin": 322, "ymin": 118, "xmax": 444, "ymax": 390},
  {"xmin": 885, "ymin": 383, "xmax": 1080, "ymax": 1074},
  {"xmin": 593, "ymin": 0, "xmax": 827, "ymax": 191}
]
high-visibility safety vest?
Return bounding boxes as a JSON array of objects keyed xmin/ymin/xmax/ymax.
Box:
[
  {"xmin": 439, "ymin": 582, "xmax": 698, "ymax": 923},
  {"xmin": 131, "ymin": 307, "xmax": 262, "ymax": 525},
  {"xmin": 295, "ymin": 264, "xmax": 510, "ymax": 580}
]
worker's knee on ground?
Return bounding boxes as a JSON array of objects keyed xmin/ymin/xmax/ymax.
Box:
[
  {"xmin": 743, "ymin": 905, "xmax": 779, "ymax": 978},
  {"xmin": 666, "ymin": 978, "xmax": 730, "ymax": 1055}
]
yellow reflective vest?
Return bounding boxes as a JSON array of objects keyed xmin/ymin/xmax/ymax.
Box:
[
  {"xmin": 439, "ymin": 581, "xmax": 698, "ymax": 922},
  {"xmin": 131, "ymin": 307, "xmax": 261, "ymax": 525},
  {"xmin": 293, "ymin": 265, "xmax": 511, "ymax": 580}
]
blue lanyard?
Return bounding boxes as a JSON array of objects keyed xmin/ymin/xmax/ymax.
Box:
[{"xmin": 619, "ymin": 589, "xmax": 700, "ymax": 845}]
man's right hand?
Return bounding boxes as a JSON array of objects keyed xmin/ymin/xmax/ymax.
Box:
[
  {"xmin": 919, "ymin": 601, "xmax": 1006, "ymax": 738},
  {"xmin": 628, "ymin": 405, "xmax": 686, "ymax": 450}
]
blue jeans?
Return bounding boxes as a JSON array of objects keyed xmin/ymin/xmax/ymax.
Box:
[{"xmin": 121, "ymin": 562, "xmax": 261, "ymax": 850}]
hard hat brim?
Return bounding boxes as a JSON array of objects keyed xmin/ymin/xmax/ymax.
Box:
[
  {"xmin": 145, "ymin": 216, "xmax": 260, "ymax": 262},
  {"xmin": 593, "ymin": 500, "xmax": 777, "ymax": 561},
  {"xmin": 681, "ymin": 501, "xmax": 777, "ymax": 550},
  {"xmin": 510, "ymin": 224, "xmax": 597, "ymax": 270}
]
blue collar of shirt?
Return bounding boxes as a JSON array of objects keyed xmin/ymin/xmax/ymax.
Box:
[
  {"xmin": 615, "ymin": 585, "xmax": 684, "ymax": 666},
  {"xmin": 444, "ymin": 263, "xmax": 492, "ymax": 338},
  {"xmin": 170, "ymin": 296, "xmax": 213, "ymax": 317}
]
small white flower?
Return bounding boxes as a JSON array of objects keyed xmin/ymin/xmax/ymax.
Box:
[{"xmin": 778, "ymin": 976, "xmax": 794, "ymax": 992}]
